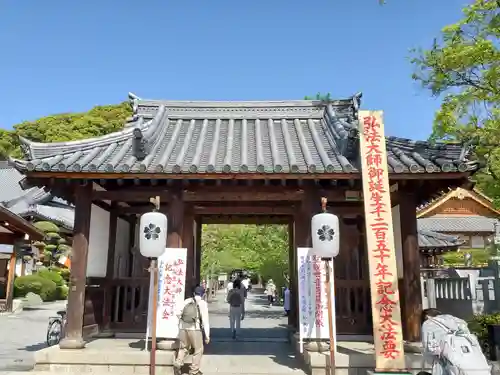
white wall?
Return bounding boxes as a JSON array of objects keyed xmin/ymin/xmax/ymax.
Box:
[
  {"xmin": 15, "ymin": 258, "xmax": 22, "ymax": 277},
  {"xmin": 86, "ymin": 204, "xmax": 111, "ymax": 277},
  {"xmin": 114, "ymin": 218, "xmax": 130, "ymax": 278},
  {"xmin": 392, "ymin": 205, "xmax": 404, "ymax": 279}
]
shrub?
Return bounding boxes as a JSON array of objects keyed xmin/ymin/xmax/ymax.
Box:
[
  {"xmin": 37, "ymin": 269, "xmax": 64, "ymax": 287},
  {"xmin": 59, "ymin": 268, "xmax": 70, "ymax": 282},
  {"xmin": 468, "ymin": 313, "xmax": 500, "ymax": 357},
  {"xmin": 34, "ymin": 221, "xmax": 60, "ymax": 233},
  {"xmin": 56, "ymin": 285, "xmax": 69, "ymax": 300},
  {"xmin": 14, "ymin": 275, "xmax": 57, "ymax": 301},
  {"xmin": 47, "ymin": 266, "xmax": 70, "ymax": 283}
]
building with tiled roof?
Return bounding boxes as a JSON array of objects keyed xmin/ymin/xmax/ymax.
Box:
[
  {"xmin": 0, "ymin": 162, "xmax": 74, "ymax": 231},
  {"xmin": 417, "ymin": 187, "xmax": 499, "ymax": 249}
]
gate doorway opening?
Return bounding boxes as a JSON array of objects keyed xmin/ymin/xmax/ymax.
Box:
[{"xmin": 200, "ymin": 223, "xmax": 291, "ymax": 343}]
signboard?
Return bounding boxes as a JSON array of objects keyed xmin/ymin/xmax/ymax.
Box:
[
  {"xmin": 358, "ymin": 110, "xmax": 405, "ymax": 371},
  {"xmin": 146, "ymin": 247, "xmax": 187, "ymax": 339},
  {"xmin": 296, "ymin": 247, "xmax": 336, "ymax": 353}
]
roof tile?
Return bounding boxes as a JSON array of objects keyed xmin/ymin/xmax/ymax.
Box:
[{"xmin": 11, "ymin": 95, "xmax": 478, "ymax": 175}]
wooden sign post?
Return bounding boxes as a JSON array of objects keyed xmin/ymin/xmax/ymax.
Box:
[
  {"xmin": 323, "ymin": 257, "xmax": 336, "ymax": 375},
  {"xmin": 358, "ymin": 111, "xmax": 407, "ymax": 372},
  {"xmin": 149, "ymin": 196, "xmax": 161, "ymax": 375}
]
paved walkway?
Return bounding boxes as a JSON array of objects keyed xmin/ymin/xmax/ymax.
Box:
[
  {"xmin": 197, "ymin": 288, "xmax": 307, "ymax": 374},
  {"xmin": 0, "ymin": 300, "xmax": 67, "ymax": 373}
]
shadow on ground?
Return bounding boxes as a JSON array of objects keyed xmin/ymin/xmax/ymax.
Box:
[{"xmin": 19, "ymin": 342, "xmax": 47, "ymax": 352}]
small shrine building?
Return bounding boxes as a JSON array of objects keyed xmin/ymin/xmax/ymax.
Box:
[
  {"xmin": 9, "ymin": 93, "xmax": 479, "ymax": 347},
  {"xmin": 418, "ymin": 187, "xmax": 500, "ymax": 249}
]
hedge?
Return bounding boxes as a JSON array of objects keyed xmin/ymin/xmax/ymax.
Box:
[
  {"xmin": 14, "ymin": 274, "xmax": 57, "ymax": 301},
  {"xmin": 37, "ymin": 269, "xmax": 64, "ymax": 287}
]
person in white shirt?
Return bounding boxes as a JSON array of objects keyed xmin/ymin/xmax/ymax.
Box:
[
  {"xmin": 241, "ymin": 277, "xmax": 250, "ymax": 291},
  {"xmin": 226, "ymin": 280, "xmax": 233, "ymax": 294},
  {"xmin": 174, "ymin": 286, "xmax": 210, "ymax": 375}
]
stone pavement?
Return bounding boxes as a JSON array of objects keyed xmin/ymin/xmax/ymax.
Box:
[
  {"xmin": 207, "ymin": 288, "xmax": 290, "ymax": 342},
  {"xmin": 195, "ymin": 288, "xmax": 307, "ymax": 374},
  {"xmin": 0, "ymin": 300, "xmax": 67, "ymax": 373}
]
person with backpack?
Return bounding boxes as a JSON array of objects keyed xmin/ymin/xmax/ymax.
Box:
[
  {"xmin": 421, "ymin": 308, "xmax": 491, "ymax": 375},
  {"xmin": 226, "ymin": 279, "xmax": 245, "ymax": 340},
  {"xmin": 174, "ymin": 286, "xmax": 210, "ymax": 375}
]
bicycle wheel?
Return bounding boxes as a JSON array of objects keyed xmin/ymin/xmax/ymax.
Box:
[{"xmin": 46, "ymin": 319, "xmax": 63, "ymax": 346}]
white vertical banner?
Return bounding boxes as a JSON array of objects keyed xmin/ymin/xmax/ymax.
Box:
[
  {"xmin": 297, "ymin": 247, "xmax": 336, "ymax": 353},
  {"xmin": 146, "ymin": 248, "xmax": 187, "ymax": 339}
]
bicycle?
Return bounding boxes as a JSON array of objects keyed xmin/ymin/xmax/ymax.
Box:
[{"xmin": 46, "ymin": 310, "xmax": 67, "ymax": 346}]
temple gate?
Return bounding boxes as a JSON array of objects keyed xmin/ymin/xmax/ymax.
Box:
[{"xmin": 9, "ymin": 93, "xmax": 478, "ymax": 348}]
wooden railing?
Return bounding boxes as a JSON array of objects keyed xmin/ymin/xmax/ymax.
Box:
[
  {"xmin": 85, "ymin": 277, "xmax": 150, "ymax": 333},
  {"xmin": 106, "ymin": 277, "xmax": 150, "ymax": 332}
]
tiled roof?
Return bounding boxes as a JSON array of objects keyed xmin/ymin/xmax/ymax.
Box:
[
  {"xmin": 8, "ymin": 201, "xmax": 74, "ymax": 230},
  {"xmin": 0, "ymin": 162, "xmax": 36, "ymax": 202},
  {"xmin": 416, "ymin": 187, "xmax": 500, "ymax": 217},
  {"xmin": 418, "ymin": 229, "xmax": 463, "ymax": 249},
  {"xmin": 10, "ymin": 93, "xmax": 478, "ymax": 175},
  {"xmin": 0, "ymin": 162, "xmax": 74, "ymax": 230},
  {"xmin": 418, "ymin": 216, "xmax": 498, "ymax": 233}
]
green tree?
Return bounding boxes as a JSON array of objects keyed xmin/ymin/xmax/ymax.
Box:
[
  {"xmin": 33, "ymin": 221, "xmax": 71, "ymax": 267},
  {"xmin": 411, "ymin": 0, "xmax": 500, "ymax": 204},
  {"xmin": 0, "ymin": 102, "xmax": 132, "ymax": 159},
  {"xmin": 200, "ymin": 224, "xmax": 289, "ymax": 286},
  {"xmin": 304, "ymin": 92, "xmax": 332, "ymax": 101}
]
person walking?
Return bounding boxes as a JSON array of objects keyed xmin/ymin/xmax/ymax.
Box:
[
  {"xmin": 266, "ymin": 279, "xmax": 276, "ymax": 306},
  {"xmin": 226, "ymin": 278, "xmax": 233, "ymax": 294},
  {"xmin": 283, "ymin": 286, "xmax": 290, "ymax": 316},
  {"xmin": 174, "ymin": 286, "xmax": 210, "ymax": 375},
  {"xmin": 241, "ymin": 276, "xmax": 250, "ymax": 291},
  {"xmin": 226, "ymin": 279, "xmax": 245, "ymax": 339}
]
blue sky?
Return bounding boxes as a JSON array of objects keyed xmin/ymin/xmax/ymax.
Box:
[{"xmin": 0, "ymin": 0, "xmax": 467, "ymax": 140}]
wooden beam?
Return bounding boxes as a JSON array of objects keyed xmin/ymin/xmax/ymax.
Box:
[
  {"xmin": 193, "ymin": 205, "xmax": 296, "ymax": 215},
  {"xmin": 201, "ymin": 215, "xmax": 291, "ymax": 225},
  {"xmin": 116, "ymin": 205, "xmax": 156, "ymax": 215},
  {"xmin": 0, "ymin": 233, "xmax": 18, "ymax": 245},
  {"xmin": 184, "ymin": 188, "xmax": 303, "ymax": 202},
  {"xmin": 92, "ymin": 190, "xmax": 171, "ymax": 202},
  {"xmin": 28, "ymin": 171, "xmax": 473, "ymax": 181}
]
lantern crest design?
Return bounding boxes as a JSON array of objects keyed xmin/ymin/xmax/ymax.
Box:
[
  {"xmin": 311, "ymin": 198, "xmax": 339, "ymax": 258},
  {"xmin": 317, "ymin": 225, "xmax": 335, "ymax": 242},
  {"xmin": 143, "ymin": 223, "xmax": 162, "ymax": 240},
  {"xmin": 139, "ymin": 209, "xmax": 167, "ymax": 258}
]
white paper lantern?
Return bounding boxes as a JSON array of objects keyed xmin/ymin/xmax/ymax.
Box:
[
  {"xmin": 311, "ymin": 212, "xmax": 340, "ymax": 258},
  {"xmin": 139, "ymin": 211, "xmax": 168, "ymax": 258}
]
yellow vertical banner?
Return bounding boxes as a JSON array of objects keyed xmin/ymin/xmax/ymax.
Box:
[{"xmin": 358, "ymin": 110, "xmax": 406, "ymax": 371}]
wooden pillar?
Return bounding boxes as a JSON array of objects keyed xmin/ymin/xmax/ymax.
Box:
[
  {"xmin": 182, "ymin": 206, "xmax": 195, "ymax": 297},
  {"xmin": 102, "ymin": 206, "xmax": 118, "ymax": 335},
  {"xmin": 166, "ymin": 193, "xmax": 184, "ymax": 249},
  {"xmin": 293, "ymin": 189, "xmax": 319, "ymax": 329},
  {"xmin": 5, "ymin": 250, "xmax": 17, "ymax": 312},
  {"xmin": 127, "ymin": 216, "xmax": 136, "ymax": 277},
  {"xmin": 288, "ymin": 221, "xmax": 296, "ymax": 327},
  {"xmin": 194, "ymin": 217, "xmax": 202, "ymax": 286},
  {"xmin": 399, "ymin": 188, "xmax": 422, "ymax": 342},
  {"xmin": 60, "ymin": 183, "xmax": 92, "ymax": 349}
]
